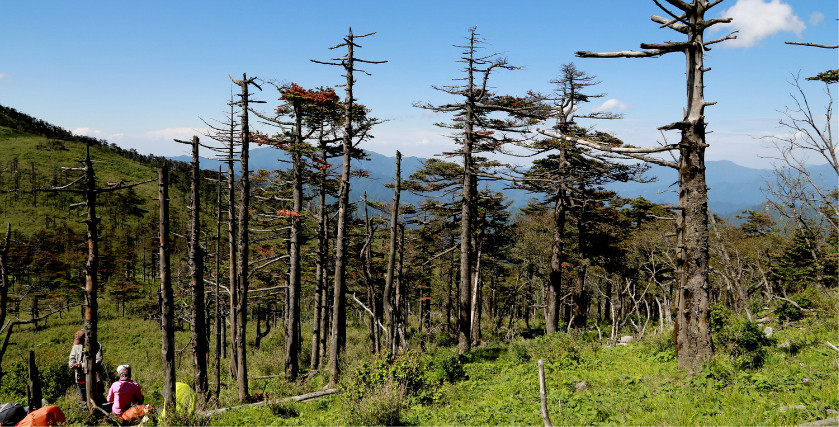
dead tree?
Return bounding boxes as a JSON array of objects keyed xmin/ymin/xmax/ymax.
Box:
[
  {"xmin": 159, "ymin": 165, "xmax": 176, "ymax": 415},
  {"xmin": 312, "ymin": 28, "xmax": 385, "ymax": 386},
  {"xmin": 539, "ymin": 0, "xmax": 736, "ymax": 372},
  {"xmin": 46, "ymin": 145, "xmax": 154, "ymax": 412},
  {"xmin": 229, "ymin": 73, "xmax": 262, "ymax": 402},
  {"xmin": 384, "ymin": 151, "xmax": 402, "ymax": 354},
  {"xmin": 27, "ymin": 350, "xmax": 41, "ymax": 411},
  {"xmin": 175, "ymin": 135, "xmax": 209, "ymax": 406},
  {"xmin": 201, "ymin": 97, "xmax": 240, "ymax": 380}
]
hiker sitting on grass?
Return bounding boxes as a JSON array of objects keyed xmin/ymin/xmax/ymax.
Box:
[{"xmin": 106, "ymin": 365, "xmax": 144, "ymax": 416}]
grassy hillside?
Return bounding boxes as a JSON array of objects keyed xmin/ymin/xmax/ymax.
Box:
[
  {"xmin": 0, "ymin": 288, "xmax": 835, "ymax": 426},
  {"xmin": 0, "ymin": 126, "xmax": 158, "ymax": 232}
]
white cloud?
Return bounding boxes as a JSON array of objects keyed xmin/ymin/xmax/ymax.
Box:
[
  {"xmin": 0, "ymin": 73, "xmax": 6, "ymax": 80},
  {"xmin": 73, "ymin": 127, "xmax": 101, "ymax": 137},
  {"xmin": 73, "ymin": 127, "xmax": 125, "ymax": 141},
  {"xmin": 142, "ymin": 127, "xmax": 205, "ymax": 141},
  {"xmin": 592, "ymin": 98, "xmax": 629, "ymax": 113},
  {"xmin": 716, "ymin": 0, "xmax": 805, "ymax": 48},
  {"xmin": 809, "ymin": 12, "xmax": 824, "ymax": 26}
]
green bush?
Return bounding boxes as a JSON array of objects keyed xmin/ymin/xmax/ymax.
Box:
[
  {"xmin": 709, "ymin": 303, "xmax": 731, "ymax": 332},
  {"xmin": 342, "ymin": 351, "xmax": 437, "ymax": 404},
  {"xmin": 268, "ymin": 401, "xmax": 299, "ymax": 418},
  {"xmin": 0, "ymin": 359, "xmax": 73, "ymax": 404},
  {"xmin": 344, "ymin": 381, "xmax": 405, "ymax": 426},
  {"xmin": 691, "ymin": 356, "xmax": 734, "ymax": 389},
  {"xmin": 505, "ymin": 341, "xmax": 530, "ymax": 363},
  {"xmin": 429, "ymin": 350, "xmax": 466, "ymax": 384},
  {"xmin": 719, "ymin": 319, "xmax": 773, "ymax": 370}
]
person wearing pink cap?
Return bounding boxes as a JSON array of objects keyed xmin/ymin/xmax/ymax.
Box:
[{"xmin": 106, "ymin": 365, "xmax": 144, "ymax": 415}]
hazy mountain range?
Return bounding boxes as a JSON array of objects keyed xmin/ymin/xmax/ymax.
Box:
[{"xmin": 172, "ymin": 147, "xmax": 835, "ymax": 217}]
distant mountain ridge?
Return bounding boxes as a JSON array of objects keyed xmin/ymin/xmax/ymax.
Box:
[{"xmin": 171, "ymin": 146, "xmax": 832, "ymax": 216}]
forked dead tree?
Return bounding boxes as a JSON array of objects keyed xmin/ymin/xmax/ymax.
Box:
[
  {"xmin": 49, "ymin": 145, "xmax": 154, "ymax": 412},
  {"xmin": 229, "ymin": 73, "xmax": 263, "ymax": 402},
  {"xmin": 174, "ymin": 135, "xmax": 209, "ymax": 406},
  {"xmin": 539, "ymin": 0, "xmax": 736, "ymax": 372},
  {"xmin": 313, "ymin": 28, "xmax": 385, "ymax": 386},
  {"xmin": 158, "ymin": 165, "xmax": 176, "ymax": 415}
]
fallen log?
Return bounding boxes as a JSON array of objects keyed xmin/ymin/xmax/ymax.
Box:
[{"xmin": 199, "ymin": 388, "xmax": 339, "ymax": 417}]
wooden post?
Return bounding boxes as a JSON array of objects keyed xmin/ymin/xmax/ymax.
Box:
[
  {"xmin": 27, "ymin": 350, "xmax": 41, "ymax": 411},
  {"xmin": 538, "ymin": 359, "xmax": 553, "ymax": 427}
]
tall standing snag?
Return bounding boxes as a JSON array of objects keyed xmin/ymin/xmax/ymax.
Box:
[
  {"xmin": 158, "ymin": 165, "xmax": 176, "ymax": 415},
  {"xmin": 312, "ymin": 28, "xmax": 386, "ymax": 386},
  {"xmin": 540, "ymin": 0, "xmax": 736, "ymax": 372},
  {"xmin": 229, "ymin": 73, "xmax": 263, "ymax": 401},
  {"xmin": 47, "ymin": 145, "xmax": 154, "ymax": 413},
  {"xmin": 175, "ymin": 135, "xmax": 209, "ymax": 406}
]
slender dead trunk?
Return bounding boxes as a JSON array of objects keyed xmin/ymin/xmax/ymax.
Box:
[
  {"xmin": 81, "ymin": 146, "xmax": 100, "ymax": 413},
  {"xmin": 329, "ymin": 30, "xmax": 356, "ymax": 387},
  {"xmin": 311, "ymin": 141, "xmax": 329, "ymax": 369},
  {"xmin": 215, "ymin": 166, "xmax": 223, "ymax": 402},
  {"xmin": 187, "ymin": 136, "xmax": 209, "ymax": 406},
  {"xmin": 159, "ymin": 165, "xmax": 176, "ymax": 414},
  {"xmin": 384, "ymin": 151, "xmax": 401, "ymax": 354},
  {"xmin": 231, "ymin": 73, "xmax": 261, "ymax": 401},
  {"xmin": 285, "ymin": 107, "xmax": 304, "ymax": 381},
  {"xmin": 227, "ymin": 107, "xmax": 239, "ymax": 382}
]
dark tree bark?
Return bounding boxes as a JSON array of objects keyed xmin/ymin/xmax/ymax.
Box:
[
  {"xmin": 185, "ymin": 136, "xmax": 208, "ymax": 406},
  {"xmin": 555, "ymin": 0, "xmax": 736, "ymax": 372},
  {"xmin": 27, "ymin": 350, "xmax": 41, "ymax": 411},
  {"xmin": 313, "ymin": 28, "xmax": 385, "ymax": 387},
  {"xmin": 284, "ymin": 100, "xmax": 305, "ymax": 381},
  {"xmin": 311, "ymin": 140, "xmax": 330, "ymax": 370},
  {"xmin": 214, "ymin": 166, "xmax": 223, "ymax": 403},
  {"xmin": 159, "ymin": 165, "xmax": 176, "ymax": 414},
  {"xmin": 384, "ymin": 151, "xmax": 401, "ymax": 354},
  {"xmin": 229, "ymin": 73, "xmax": 262, "ymax": 401}
]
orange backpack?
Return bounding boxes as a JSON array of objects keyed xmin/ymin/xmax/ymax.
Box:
[
  {"xmin": 118, "ymin": 404, "xmax": 154, "ymax": 421},
  {"xmin": 15, "ymin": 406, "xmax": 65, "ymax": 427}
]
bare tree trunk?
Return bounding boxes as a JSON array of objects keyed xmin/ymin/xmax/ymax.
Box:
[
  {"xmin": 226, "ymin": 112, "xmax": 239, "ymax": 382},
  {"xmin": 470, "ymin": 244, "xmax": 482, "ymax": 345},
  {"xmin": 187, "ymin": 136, "xmax": 209, "ymax": 406},
  {"xmin": 27, "ymin": 350, "xmax": 41, "ymax": 411},
  {"xmin": 311, "ymin": 142, "xmax": 329, "ymax": 369},
  {"xmin": 546, "ymin": 192, "xmax": 565, "ymax": 333},
  {"xmin": 159, "ymin": 166, "xmax": 176, "ymax": 414},
  {"xmin": 0, "ymin": 224, "xmax": 10, "ymax": 380},
  {"xmin": 384, "ymin": 151, "xmax": 401, "ymax": 354},
  {"xmin": 458, "ymin": 42, "xmax": 476, "ymax": 354},
  {"xmin": 231, "ymin": 73, "xmax": 261, "ymax": 401},
  {"xmin": 215, "ymin": 167, "xmax": 223, "ymax": 403},
  {"xmin": 81, "ymin": 146, "xmax": 101, "ymax": 413},
  {"xmin": 285, "ymin": 113, "xmax": 304, "ymax": 381}
]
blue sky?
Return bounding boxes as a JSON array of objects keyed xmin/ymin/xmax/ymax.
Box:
[{"xmin": 1, "ymin": 0, "xmax": 835, "ymax": 169}]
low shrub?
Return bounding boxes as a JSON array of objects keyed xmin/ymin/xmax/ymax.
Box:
[
  {"xmin": 268, "ymin": 400, "xmax": 299, "ymax": 418},
  {"xmin": 342, "ymin": 351, "xmax": 437, "ymax": 404},
  {"xmin": 344, "ymin": 381, "xmax": 405, "ymax": 426},
  {"xmin": 429, "ymin": 350, "xmax": 466, "ymax": 384},
  {"xmin": 0, "ymin": 359, "xmax": 74, "ymax": 404},
  {"xmin": 709, "ymin": 303, "xmax": 731, "ymax": 332},
  {"xmin": 718, "ymin": 318, "xmax": 774, "ymax": 370}
]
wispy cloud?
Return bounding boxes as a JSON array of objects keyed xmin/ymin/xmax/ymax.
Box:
[
  {"xmin": 73, "ymin": 127, "xmax": 124, "ymax": 140},
  {"xmin": 809, "ymin": 12, "xmax": 824, "ymax": 26},
  {"xmin": 592, "ymin": 98, "xmax": 629, "ymax": 113},
  {"xmin": 0, "ymin": 73, "xmax": 6, "ymax": 80},
  {"xmin": 142, "ymin": 127, "xmax": 205, "ymax": 141},
  {"xmin": 716, "ymin": 0, "xmax": 805, "ymax": 48}
]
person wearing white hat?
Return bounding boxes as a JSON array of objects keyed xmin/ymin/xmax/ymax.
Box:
[{"xmin": 106, "ymin": 365, "xmax": 144, "ymax": 416}]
